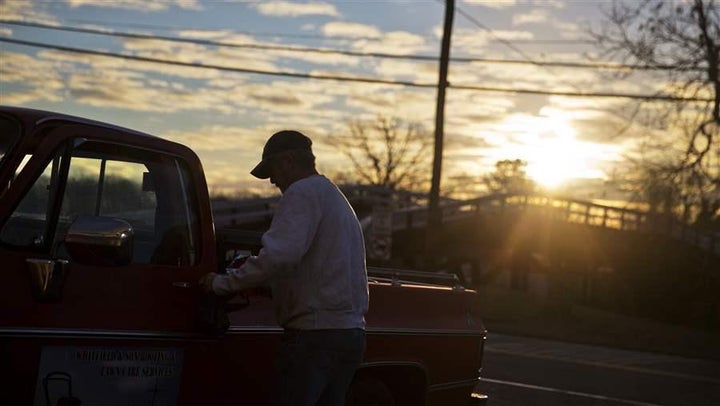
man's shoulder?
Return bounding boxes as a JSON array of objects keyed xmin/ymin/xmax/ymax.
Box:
[
  {"xmin": 281, "ymin": 175, "xmax": 332, "ymax": 203},
  {"xmin": 291, "ymin": 175, "xmax": 335, "ymax": 193}
]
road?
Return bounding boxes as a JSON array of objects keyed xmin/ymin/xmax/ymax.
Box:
[{"xmin": 476, "ymin": 333, "xmax": 720, "ymax": 406}]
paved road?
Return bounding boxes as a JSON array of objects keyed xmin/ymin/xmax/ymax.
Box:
[{"xmin": 476, "ymin": 333, "xmax": 720, "ymax": 406}]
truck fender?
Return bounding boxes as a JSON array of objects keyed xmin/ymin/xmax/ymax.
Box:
[{"xmin": 348, "ymin": 361, "xmax": 428, "ymax": 406}]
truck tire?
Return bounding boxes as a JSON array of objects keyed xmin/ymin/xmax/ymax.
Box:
[{"xmin": 346, "ymin": 378, "xmax": 396, "ymax": 406}]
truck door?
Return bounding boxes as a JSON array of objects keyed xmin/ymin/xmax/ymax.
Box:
[{"xmin": 0, "ymin": 125, "xmax": 205, "ymax": 404}]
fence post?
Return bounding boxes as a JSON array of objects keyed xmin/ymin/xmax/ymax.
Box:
[
  {"xmin": 602, "ymin": 207, "xmax": 608, "ymax": 228},
  {"xmin": 564, "ymin": 200, "xmax": 571, "ymax": 222},
  {"xmin": 584, "ymin": 204, "xmax": 591, "ymax": 225}
]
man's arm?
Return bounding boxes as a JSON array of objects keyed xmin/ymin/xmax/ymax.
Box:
[
  {"xmin": 210, "ymin": 255, "xmax": 271, "ymax": 295},
  {"xmin": 203, "ymin": 184, "xmax": 321, "ymax": 295}
]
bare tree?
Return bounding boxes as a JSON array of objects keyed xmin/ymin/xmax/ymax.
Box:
[
  {"xmin": 330, "ymin": 115, "xmax": 433, "ymax": 192},
  {"xmin": 592, "ymin": 0, "xmax": 719, "ymax": 227}
]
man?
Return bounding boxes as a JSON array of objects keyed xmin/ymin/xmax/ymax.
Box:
[{"xmin": 200, "ymin": 130, "xmax": 369, "ymax": 406}]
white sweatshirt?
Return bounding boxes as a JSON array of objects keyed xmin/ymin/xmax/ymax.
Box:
[{"xmin": 213, "ymin": 175, "xmax": 369, "ymax": 330}]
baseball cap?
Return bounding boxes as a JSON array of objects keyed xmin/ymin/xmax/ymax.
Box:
[{"xmin": 250, "ymin": 130, "xmax": 313, "ymax": 179}]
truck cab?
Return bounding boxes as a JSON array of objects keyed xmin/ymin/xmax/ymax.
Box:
[{"xmin": 0, "ymin": 106, "xmax": 487, "ymax": 405}]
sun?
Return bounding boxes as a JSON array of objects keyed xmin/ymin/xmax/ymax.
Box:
[
  {"xmin": 493, "ymin": 114, "xmax": 612, "ymax": 190},
  {"xmin": 526, "ymin": 116, "xmax": 614, "ymax": 189},
  {"xmin": 526, "ymin": 137, "xmax": 587, "ymax": 188}
]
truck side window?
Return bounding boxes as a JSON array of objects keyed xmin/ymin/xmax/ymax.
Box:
[
  {"xmin": 55, "ymin": 155, "xmax": 159, "ymax": 263},
  {"xmin": 0, "ymin": 114, "xmax": 21, "ymax": 164},
  {"xmin": 1, "ymin": 115, "xmax": 27, "ymax": 198},
  {"xmin": 0, "ymin": 139, "xmax": 200, "ymax": 266},
  {"xmin": 0, "ymin": 156, "xmax": 57, "ymax": 248}
]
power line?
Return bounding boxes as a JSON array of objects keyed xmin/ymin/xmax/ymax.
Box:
[
  {"xmin": 0, "ymin": 19, "xmax": 704, "ymax": 72},
  {"xmin": 66, "ymin": 17, "xmax": 353, "ymax": 41},
  {"xmin": 1, "ymin": 20, "xmax": 396, "ymax": 58},
  {"xmin": 1, "ymin": 19, "xmax": 447, "ymax": 62},
  {"xmin": 0, "ymin": 37, "xmax": 435, "ymax": 87},
  {"xmin": 0, "ymin": 36, "xmax": 712, "ymax": 103},
  {"xmin": 65, "ymin": 17, "xmax": 594, "ymax": 44}
]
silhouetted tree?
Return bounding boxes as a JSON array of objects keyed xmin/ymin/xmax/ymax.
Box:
[
  {"xmin": 483, "ymin": 159, "xmax": 535, "ymax": 195},
  {"xmin": 329, "ymin": 115, "xmax": 433, "ymax": 192},
  {"xmin": 592, "ymin": 0, "xmax": 719, "ymax": 228}
]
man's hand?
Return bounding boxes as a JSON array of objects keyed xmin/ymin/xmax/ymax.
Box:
[{"xmin": 199, "ymin": 273, "xmax": 218, "ymax": 294}]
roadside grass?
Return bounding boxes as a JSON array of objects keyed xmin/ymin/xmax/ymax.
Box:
[{"xmin": 474, "ymin": 285, "xmax": 720, "ymax": 361}]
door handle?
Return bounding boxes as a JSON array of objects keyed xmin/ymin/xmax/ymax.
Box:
[{"xmin": 172, "ymin": 282, "xmax": 191, "ymax": 288}]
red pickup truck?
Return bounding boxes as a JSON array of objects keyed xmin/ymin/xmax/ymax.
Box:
[{"xmin": 0, "ymin": 106, "xmax": 487, "ymax": 405}]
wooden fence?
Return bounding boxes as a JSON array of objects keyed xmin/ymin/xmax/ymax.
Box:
[
  {"xmin": 211, "ymin": 192, "xmax": 719, "ymax": 257},
  {"xmin": 392, "ymin": 194, "xmax": 720, "ymax": 257}
]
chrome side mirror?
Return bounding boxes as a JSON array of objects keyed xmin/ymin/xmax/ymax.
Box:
[{"xmin": 65, "ymin": 215, "xmax": 134, "ymax": 266}]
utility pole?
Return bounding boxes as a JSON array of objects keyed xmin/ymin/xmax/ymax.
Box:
[{"xmin": 427, "ymin": 0, "xmax": 454, "ymax": 265}]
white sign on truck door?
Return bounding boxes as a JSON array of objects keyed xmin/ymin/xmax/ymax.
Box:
[{"xmin": 33, "ymin": 346, "xmax": 183, "ymax": 406}]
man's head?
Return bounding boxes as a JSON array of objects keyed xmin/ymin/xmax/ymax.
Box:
[{"xmin": 251, "ymin": 130, "xmax": 317, "ymax": 192}]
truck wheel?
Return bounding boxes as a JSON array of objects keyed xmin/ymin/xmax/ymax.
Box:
[{"xmin": 346, "ymin": 379, "xmax": 396, "ymax": 406}]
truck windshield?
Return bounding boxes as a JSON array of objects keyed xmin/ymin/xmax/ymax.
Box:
[{"xmin": 0, "ymin": 114, "xmax": 22, "ymax": 167}]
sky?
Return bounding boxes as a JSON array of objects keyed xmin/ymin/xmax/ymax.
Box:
[{"xmin": 0, "ymin": 0, "xmax": 666, "ymax": 199}]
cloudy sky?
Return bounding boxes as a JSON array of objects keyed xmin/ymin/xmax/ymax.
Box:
[{"xmin": 0, "ymin": 0, "xmax": 666, "ymax": 198}]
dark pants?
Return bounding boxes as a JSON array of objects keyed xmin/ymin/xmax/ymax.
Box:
[{"xmin": 273, "ymin": 328, "xmax": 365, "ymax": 406}]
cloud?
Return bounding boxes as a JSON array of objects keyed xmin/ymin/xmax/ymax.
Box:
[
  {"xmin": 65, "ymin": 70, "xmax": 223, "ymax": 112},
  {"xmin": 344, "ymin": 88, "xmax": 436, "ymax": 122},
  {"xmin": 0, "ymin": 0, "xmax": 60, "ymax": 23},
  {"xmin": 123, "ymin": 32, "xmax": 361, "ymax": 72},
  {"xmin": 351, "ymin": 31, "xmax": 429, "ymax": 55},
  {"xmin": 0, "ymin": 51, "xmax": 64, "ymax": 104},
  {"xmin": 176, "ymin": 30, "xmax": 249, "ymax": 41},
  {"xmin": 2, "ymin": 40, "xmax": 352, "ymax": 117},
  {"xmin": 272, "ymin": 48, "xmax": 361, "ymax": 67},
  {"xmin": 121, "ymin": 39, "xmax": 214, "ymax": 64},
  {"xmin": 448, "ymin": 27, "xmax": 534, "ymax": 55},
  {"xmin": 552, "ymin": 21, "xmax": 585, "ymax": 39},
  {"xmin": 513, "ymin": 9, "xmax": 549, "ymax": 25},
  {"xmin": 159, "ymin": 125, "xmax": 270, "ymax": 195},
  {"xmin": 320, "ymin": 27, "xmax": 432, "ymax": 68},
  {"xmin": 372, "ymin": 59, "xmax": 437, "ymax": 84},
  {"xmin": 163, "ymin": 125, "xmax": 266, "ymax": 152},
  {"xmin": 449, "ymin": 49, "xmax": 653, "ymax": 99},
  {"xmin": 12, "ymin": 48, "xmax": 257, "ymax": 114},
  {"xmin": 249, "ymin": 91, "xmax": 303, "ymax": 107},
  {"xmin": 35, "ymin": 46, "xmax": 219, "ymax": 81},
  {"xmin": 119, "ymin": 37, "xmax": 281, "ymax": 77},
  {"xmin": 441, "ymin": 91, "xmax": 517, "ymax": 166},
  {"xmin": 463, "ymin": 0, "xmax": 517, "ymax": 9},
  {"xmin": 65, "ymin": 0, "xmax": 202, "ymax": 11},
  {"xmin": 242, "ymin": 80, "xmax": 337, "ymax": 113},
  {"xmin": 447, "ymin": 92, "xmax": 516, "ymax": 122},
  {"xmin": 463, "ymin": 0, "xmax": 565, "ymax": 9},
  {"xmin": 531, "ymin": 0, "xmax": 565, "ymax": 8},
  {"xmin": 322, "ymin": 22, "xmax": 381, "ymax": 39},
  {"xmin": 252, "ymin": 1, "xmax": 340, "ymax": 18}
]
